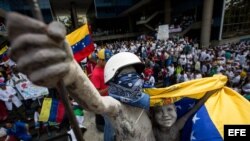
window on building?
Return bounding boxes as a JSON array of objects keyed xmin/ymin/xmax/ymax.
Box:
[{"xmin": 222, "ymin": 0, "xmax": 250, "ymax": 38}]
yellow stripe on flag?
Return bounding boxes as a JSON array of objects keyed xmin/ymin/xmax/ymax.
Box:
[
  {"xmin": 39, "ymin": 98, "xmax": 52, "ymax": 122},
  {"xmin": 0, "ymin": 45, "xmax": 8, "ymax": 55},
  {"xmin": 66, "ymin": 24, "xmax": 89, "ymax": 46},
  {"xmin": 205, "ymin": 87, "xmax": 250, "ymax": 138},
  {"xmin": 144, "ymin": 74, "xmax": 227, "ymax": 106}
]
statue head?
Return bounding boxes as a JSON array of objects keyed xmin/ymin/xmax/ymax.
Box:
[{"xmin": 151, "ymin": 104, "xmax": 177, "ymax": 129}]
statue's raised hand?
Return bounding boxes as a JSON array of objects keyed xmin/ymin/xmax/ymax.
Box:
[{"xmin": 7, "ymin": 12, "xmax": 78, "ymax": 87}]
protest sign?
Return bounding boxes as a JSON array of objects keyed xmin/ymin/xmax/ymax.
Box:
[
  {"xmin": 15, "ymin": 81, "xmax": 49, "ymax": 100},
  {"xmin": 157, "ymin": 24, "xmax": 169, "ymax": 40}
]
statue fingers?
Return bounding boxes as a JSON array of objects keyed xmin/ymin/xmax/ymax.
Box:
[
  {"xmin": 62, "ymin": 41, "xmax": 74, "ymax": 59},
  {"xmin": 6, "ymin": 12, "xmax": 46, "ymax": 42},
  {"xmin": 16, "ymin": 48, "xmax": 67, "ymax": 74},
  {"xmin": 28, "ymin": 62, "xmax": 71, "ymax": 87},
  {"xmin": 8, "ymin": 34, "xmax": 60, "ymax": 61},
  {"xmin": 47, "ymin": 21, "xmax": 66, "ymax": 43}
]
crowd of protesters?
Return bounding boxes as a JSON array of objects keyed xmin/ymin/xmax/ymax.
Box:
[
  {"xmin": 81, "ymin": 35, "xmax": 250, "ymax": 141},
  {"xmin": 88, "ymin": 36, "xmax": 250, "ymax": 99}
]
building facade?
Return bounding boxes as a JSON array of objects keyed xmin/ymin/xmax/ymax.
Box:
[
  {"xmin": 222, "ymin": 0, "xmax": 250, "ymax": 39},
  {"xmin": 0, "ymin": 0, "xmax": 53, "ymax": 23},
  {"xmin": 1, "ymin": 0, "xmax": 250, "ymax": 46}
]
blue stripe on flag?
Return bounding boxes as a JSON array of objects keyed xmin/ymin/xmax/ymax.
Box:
[
  {"xmin": 175, "ymin": 98, "xmax": 198, "ymax": 141},
  {"xmin": 49, "ymin": 99, "xmax": 59, "ymax": 122},
  {"xmin": 190, "ymin": 106, "xmax": 223, "ymax": 141},
  {"xmin": 175, "ymin": 98, "xmax": 197, "ymax": 118},
  {"xmin": 71, "ymin": 35, "xmax": 92, "ymax": 54},
  {"xmin": 174, "ymin": 98, "xmax": 223, "ymax": 141}
]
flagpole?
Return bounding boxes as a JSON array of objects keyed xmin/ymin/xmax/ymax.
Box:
[
  {"xmin": 56, "ymin": 81, "xmax": 85, "ymax": 141},
  {"xmin": 27, "ymin": 1, "xmax": 85, "ymax": 141}
]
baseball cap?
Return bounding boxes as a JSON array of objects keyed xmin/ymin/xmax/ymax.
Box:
[{"xmin": 97, "ymin": 49, "xmax": 112, "ymax": 61}]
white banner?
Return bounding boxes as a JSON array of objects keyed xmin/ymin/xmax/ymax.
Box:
[
  {"xmin": 15, "ymin": 81, "xmax": 49, "ymax": 100},
  {"xmin": 157, "ymin": 24, "xmax": 169, "ymax": 40},
  {"xmin": 169, "ymin": 27, "xmax": 182, "ymax": 33}
]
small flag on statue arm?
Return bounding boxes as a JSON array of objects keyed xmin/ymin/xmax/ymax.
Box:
[
  {"xmin": 66, "ymin": 24, "xmax": 94, "ymax": 62},
  {"xmin": 39, "ymin": 98, "xmax": 65, "ymax": 123}
]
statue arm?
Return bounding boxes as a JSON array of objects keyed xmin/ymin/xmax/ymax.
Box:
[{"xmin": 64, "ymin": 61, "xmax": 121, "ymax": 116}]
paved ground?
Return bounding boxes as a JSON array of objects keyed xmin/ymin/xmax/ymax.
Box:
[
  {"xmin": 36, "ymin": 111, "xmax": 103, "ymax": 141},
  {"xmin": 83, "ymin": 111, "xmax": 103, "ymax": 141}
]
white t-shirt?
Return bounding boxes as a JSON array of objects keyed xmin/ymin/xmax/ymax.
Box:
[
  {"xmin": 179, "ymin": 54, "xmax": 187, "ymax": 65},
  {"xmin": 200, "ymin": 51, "xmax": 207, "ymax": 62},
  {"xmin": 177, "ymin": 74, "xmax": 188, "ymax": 83},
  {"xmin": 231, "ymin": 75, "xmax": 241, "ymax": 85},
  {"xmin": 167, "ymin": 66, "xmax": 175, "ymax": 76},
  {"xmin": 201, "ymin": 65, "xmax": 208, "ymax": 74},
  {"xmin": 186, "ymin": 54, "xmax": 193, "ymax": 60},
  {"xmin": 144, "ymin": 75, "xmax": 155, "ymax": 87},
  {"xmin": 34, "ymin": 111, "xmax": 40, "ymax": 123},
  {"xmin": 0, "ymin": 127, "xmax": 7, "ymax": 138},
  {"xmin": 226, "ymin": 71, "xmax": 234, "ymax": 79},
  {"xmin": 0, "ymin": 86, "xmax": 22, "ymax": 110},
  {"xmin": 217, "ymin": 65, "xmax": 224, "ymax": 73},
  {"xmin": 195, "ymin": 74, "xmax": 202, "ymax": 79}
]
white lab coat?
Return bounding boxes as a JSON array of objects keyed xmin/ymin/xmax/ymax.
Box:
[{"xmin": 0, "ymin": 86, "xmax": 22, "ymax": 110}]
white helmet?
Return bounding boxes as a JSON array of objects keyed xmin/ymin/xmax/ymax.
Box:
[{"xmin": 104, "ymin": 52, "xmax": 144, "ymax": 83}]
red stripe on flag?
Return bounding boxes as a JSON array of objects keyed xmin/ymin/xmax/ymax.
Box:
[
  {"xmin": 56, "ymin": 101, "xmax": 65, "ymax": 123},
  {"xmin": 74, "ymin": 43, "xmax": 94, "ymax": 62}
]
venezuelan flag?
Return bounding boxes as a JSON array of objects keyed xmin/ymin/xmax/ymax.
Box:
[
  {"xmin": 0, "ymin": 45, "xmax": 9, "ymax": 61},
  {"xmin": 39, "ymin": 98, "xmax": 65, "ymax": 123},
  {"xmin": 144, "ymin": 74, "xmax": 250, "ymax": 141},
  {"xmin": 0, "ymin": 45, "xmax": 8, "ymax": 55},
  {"xmin": 66, "ymin": 24, "xmax": 94, "ymax": 62}
]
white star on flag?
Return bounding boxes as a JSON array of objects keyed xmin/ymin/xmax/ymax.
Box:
[
  {"xmin": 175, "ymin": 105, "xmax": 182, "ymax": 110},
  {"xmin": 192, "ymin": 113, "xmax": 200, "ymax": 124},
  {"xmin": 191, "ymin": 131, "xmax": 196, "ymax": 140},
  {"xmin": 188, "ymin": 103, "xmax": 195, "ymax": 109}
]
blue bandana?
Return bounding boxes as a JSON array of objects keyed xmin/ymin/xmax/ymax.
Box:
[{"xmin": 109, "ymin": 72, "xmax": 150, "ymax": 110}]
